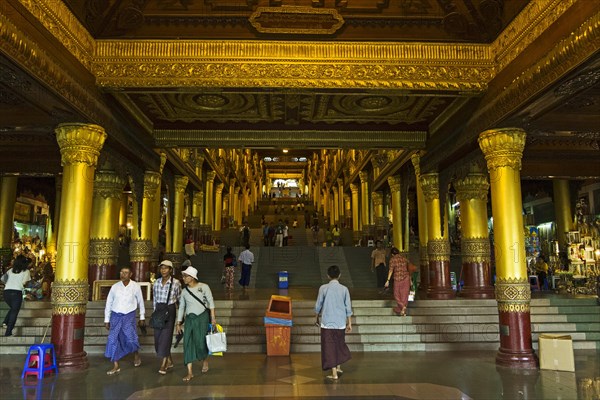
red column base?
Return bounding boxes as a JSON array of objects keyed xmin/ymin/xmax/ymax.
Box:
[
  {"xmin": 426, "ymin": 260, "xmax": 455, "ymax": 299},
  {"xmin": 496, "ymin": 348, "xmax": 538, "ymax": 369},
  {"xmin": 496, "ymin": 309, "xmax": 537, "ymax": 369},
  {"xmin": 51, "ymin": 313, "xmax": 89, "ymax": 372},
  {"xmin": 130, "ymin": 261, "xmax": 152, "ymax": 282},
  {"xmin": 460, "ymin": 261, "xmax": 495, "ymax": 299}
]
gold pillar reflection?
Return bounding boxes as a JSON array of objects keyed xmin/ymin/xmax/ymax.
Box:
[
  {"xmin": 350, "ymin": 184, "xmax": 360, "ymax": 233},
  {"xmin": 232, "ymin": 186, "xmax": 240, "ymax": 226},
  {"xmin": 141, "ymin": 171, "xmax": 161, "ymax": 240},
  {"xmin": 387, "ymin": 177, "xmax": 403, "ymax": 251},
  {"xmin": 479, "ymin": 129, "xmax": 528, "ymax": 280},
  {"xmin": 0, "ymin": 176, "xmax": 18, "ymax": 249},
  {"xmin": 205, "ymin": 171, "xmax": 215, "ymax": 228},
  {"xmin": 215, "ymin": 183, "xmax": 224, "ymax": 231},
  {"xmin": 359, "ymin": 171, "xmax": 370, "ymax": 227},
  {"xmin": 553, "ymin": 179, "xmax": 572, "ymax": 251},
  {"xmin": 173, "ymin": 175, "xmax": 188, "ymax": 253}
]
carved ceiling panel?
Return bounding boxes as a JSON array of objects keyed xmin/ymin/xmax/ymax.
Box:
[{"xmin": 63, "ymin": 0, "xmax": 528, "ymax": 42}]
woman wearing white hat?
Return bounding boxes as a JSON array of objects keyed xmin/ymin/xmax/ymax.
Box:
[{"xmin": 176, "ymin": 266, "xmax": 216, "ymax": 382}]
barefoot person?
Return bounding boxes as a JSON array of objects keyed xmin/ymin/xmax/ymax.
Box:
[
  {"xmin": 176, "ymin": 266, "xmax": 216, "ymax": 382},
  {"xmin": 315, "ymin": 265, "xmax": 353, "ymax": 380},
  {"xmin": 384, "ymin": 247, "xmax": 414, "ymax": 316},
  {"xmin": 104, "ymin": 266, "xmax": 146, "ymax": 375},
  {"xmin": 152, "ymin": 260, "xmax": 181, "ymax": 375}
]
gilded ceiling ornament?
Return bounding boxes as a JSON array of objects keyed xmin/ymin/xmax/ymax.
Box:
[
  {"xmin": 249, "ymin": 6, "xmax": 344, "ymax": 35},
  {"xmin": 478, "ymin": 128, "xmax": 526, "ymax": 172},
  {"xmin": 410, "ymin": 153, "xmax": 421, "ymax": 176},
  {"xmin": 55, "ymin": 123, "xmax": 107, "ymax": 167},
  {"xmin": 93, "ymin": 170, "xmax": 126, "ymax": 200},
  {"xmin": 454, "ymin": 173, "xmax": 489, "ymax": 202},
  {"xmin": 420, "ymin": 173, "xmax": 440, "ymax": 202}
]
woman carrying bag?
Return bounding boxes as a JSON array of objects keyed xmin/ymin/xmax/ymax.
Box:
[
  {"xmin": 384, "ymin": 247, "xmax": 416, "ymax": 316},
  {"xmin": 152, "ymin": 260, "xmax": 181, "ymax": 375},
  {"xmin": 176, "ymin": 266, "xmax": 216, "ymax": 382}
]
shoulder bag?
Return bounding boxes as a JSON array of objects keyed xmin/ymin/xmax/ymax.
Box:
[{"xmin": 150, "ymin": 279, "xmax": 172, "ymax": 330}]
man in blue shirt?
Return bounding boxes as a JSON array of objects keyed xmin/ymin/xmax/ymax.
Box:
[{"xmin": 315, "ymin": 265, "xmax": 352, "ymax": 380}]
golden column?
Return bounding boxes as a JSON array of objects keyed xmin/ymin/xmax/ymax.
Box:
[
  {"xmin": 232, "ymin": 186, "xmax": 240, "ymax": 227},
  {"xmin": 128, "ymin": 176, "xmax": 140, "ymax": 240},
  {"xmin": 214, "ymin": 183, "xmax": 224, "ymax": 232},
  {"xmin": 118, "ymin": 192, "xmax": 128, "ymax": 231},
  {"xmin": 88, "ymin": 170, "xmax": 125, "ymax": 288},
  {"xmin": 333, "ymin": 189, "xmax": 340, "ymax": 225},
  {"xmin": 411, "ymin": 155, "xmax": 429, "ymax": 293},
  {"xmin": 46, "ymin": 176, "xmax": 62, "ymax": 264},
  {"xmin": 350, "ymin": 183, "xmax": 360, "ymax": 242},
  {"xmin": 387, "ymin": 177, "xmax": 403, "ymax": 250},
  {"xmin": 337, "ymin": 179, "xmax": 344, "ymax": 222},
  {"xmin": 51, "ymin": 123, "xmax": 106, "ymax": 371},
  {"xmin": 172, "ymin": 175, "xmax": 189, "ymax": 253},
  {"xmin": 242, "ymin": 185, "xmax": 249, "ymax": 224},
  {"xmin": 359, "ymin": 171, "xmax": 370, "ymax": 227},
  {"xmin": 193, "ymin": 190, "xmax": 204, "ymax": 225},
  {"xmin": 553, "ymin": 179, "xmax": 573, "ymax": 252},
  {"xmin": 228, "ymin": 179, "xmax": 236, "ymax": 226},
  {"xmin": 454, "ymin": 172, "xmax": 494, "ymax": 299},
  {"xmin": 479, "ymin": 127, "xmax": 536, "ymax": 369},
  {"xmin": 0, "ymin": 176, "xmax": 17, "ymax": 268},
  {"xmin": 420, "ymin": 173, "xmax": 454, "ymax": 299},
  {"xmin": 130, "ymin": 171, "xmax": 160, "ymax": 283},
  {"xmin": 204, "ymin": 171, "xmax": 215, "ymax": 230},
  {"xmin": 344, "ymin": 193, "xmax": 351, "ymax": 230},
  {"xmin": 151, "ymin": 153, "xmax": 167, "ymax": 249},
  {"xmin": 372, "ymin": 191, "xmax": 385, "ymax": 242}
]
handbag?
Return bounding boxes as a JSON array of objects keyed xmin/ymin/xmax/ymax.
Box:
[
  {"xmin": 206, "ymin": 324, "xmax": 227, "ymax": 353},
  {"xmin": 150, "ymin": 279, "xmax": 173, "ymax": 330}
]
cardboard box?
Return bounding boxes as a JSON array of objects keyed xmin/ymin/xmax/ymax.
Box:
[{"xmin": 539, "ymin": 334, "xmax": 575, "ymax": 372}]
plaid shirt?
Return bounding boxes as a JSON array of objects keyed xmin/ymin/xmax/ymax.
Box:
[{"xmin": 152, "ymin": 277, "xmax": 182, "ymax": 310}]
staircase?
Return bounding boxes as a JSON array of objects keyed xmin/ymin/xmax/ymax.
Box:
[{"xmin": 1, "ymin": 296, "xmax": 597, "ymax": 355}]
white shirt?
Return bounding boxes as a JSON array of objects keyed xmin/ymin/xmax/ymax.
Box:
[
  {"xmin": 4, "ymin": 269, "xmax": 31, "ymax": 291},
  {"xmin": 104, "ymin": 280, "xmax": 146, "ymax": 323},
  {"xmin": 238, "ymin": 249, "xmax": 254, "ymax": 265}
]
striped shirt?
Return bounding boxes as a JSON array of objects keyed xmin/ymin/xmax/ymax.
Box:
[{"xmin": 152, "ymin": 277, "xmax": 182, "ymax": 310}]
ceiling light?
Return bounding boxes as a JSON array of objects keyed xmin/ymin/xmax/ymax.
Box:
[{"xmin": 282, "ymin": 149, "xmax": 289, "ymax": 153}]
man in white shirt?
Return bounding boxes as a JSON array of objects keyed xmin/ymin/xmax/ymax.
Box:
[
  {"xmin": 238, "ymin": 245, "xmax": 255, "ymax": 290},
  {"xmin": 104, "ymin": 266, "xmax": 146, "ymax": 375}
]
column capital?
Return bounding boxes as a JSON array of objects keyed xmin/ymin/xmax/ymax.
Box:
[
  {"xmin": 478, "ymin": 128, "xmax": 526, "ymax": 172},
  {"xmin": 344, "ymin": 193, "xmax": 351, "ymax": 202},
  {"xmin": 387, "ymin": 175, "xmax": 401, "ymax": 192},
  {"xmin": 174, "ymin": 175, "xmax": 189, "ymax": 194},
  {"xmin": 358, "ymin": 171, "xmax": 369, "ymax": 183},
  {"xmin": 372, "ymin": 191, "xmax": 383, "ymax": 207},
  {"xmin": 55, "ymin": 123, "xmax": 107, "ymax": 167},
  {"xmin": 193, "ymin": 190, "xmax": 204, "ymax": 202},
  {"xmin": 206, "ymin": 171, "xmax": 217, "ymax": 182},
  {"xmin": 337, "ymin": 178, "xmax": 344, "ymax": 187},
  {"xmin": 229, "ymin": 178, "xmax": 236, "ymax": 188},
  {"xmin": 454, "ymin": 173, "xmax": 489, "ymax": 202},
  {"xmin": 143, "ymin": 171, "xmax": 161, "ymax": 200},
  {"xmin": 215, "ymin": 182, "xmax": 224, "ymax": 194},
  {"xmin": 159, "ymin": 152, "xmax": 167, "ymax": 174},
  {"xmin": 350, "ymin": 183, "xmax": 359, "ymax": 194},
  {"xmin": 420, "ymin": 173, "xmax": 439, "ymax": 203},
  {"xmin": 410, "ymin": 153, "xmax": 421, "ymax": 176},
  {"xmin": 94, "ymin": 170, "xmax": 125, "ymax": 200}
]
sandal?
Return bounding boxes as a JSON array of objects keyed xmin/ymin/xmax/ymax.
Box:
[
  {"xmin": 201, "ymin": 365, "xmax": 209, "ymax": 373},
  {"xmin": 326, "ymin": 375, "xmax": 339, "ymax": 380},
  {"xmin": 106, "ymin": 368, "xmax": 121, "ymax": 375},
  {"xmin": 158, "ymin": 369, "xmax": 167, "ymax": 375},
  {"xmin": 134, "ymin": 360, "xmax": 142, "ymax": 367},
  {"xmin": 166, "ymin": 363, "xmax": 174, "ymax": 370},
  {"xmin": 182, "ymin": 375, "xmax": 194, "ymax": 382}
]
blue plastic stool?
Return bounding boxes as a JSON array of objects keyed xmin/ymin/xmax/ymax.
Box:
[{"xmin": 21, "ymin": 344, "xmax": 58, "ymax": 380}]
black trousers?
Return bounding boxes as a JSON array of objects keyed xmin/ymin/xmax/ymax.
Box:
[
  {"xmin": 376, "ymin": 263, "xmax": 387, "ymax": 288},
  {"xmin": 3, "ymin": 289, "xmax": 23, "ymax": 336}
]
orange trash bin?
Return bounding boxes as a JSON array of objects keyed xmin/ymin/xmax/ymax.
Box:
[{"xmin": 264, "ymin": 295, "xmax": 292, "ymax": 356}]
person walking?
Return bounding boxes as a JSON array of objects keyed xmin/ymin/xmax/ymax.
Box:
[
  {"xmin": 315, "ymin": 265, "xmax": 353, "ymax": 381},
  {"xmin": 2, "ymin": 255, "xmax": 31, "ymax": 337},
  {"xmin": 223, "ymin": 247, "xmax": 237, "ymax": 292},
  {"xmin": 384, "ymin": 247, "xmax": 415, "ymax": 316},
  {"xmin": 104, "ymin": 266, "xmax": 146, "ymax": 375},
  {"xmin": 152, "ymin": 260, "xmax": 182, "ymax": 375},
  {"xmin": 238, "ymin": 245, "xmax": 255, "ymax": 290},
  {"xmin": 371, "ymin": 240, "xmax": 387, "ymax": 288},
  {"xmin": 176, "ymin": 267, "xmax": 216, "ymax": 382}
]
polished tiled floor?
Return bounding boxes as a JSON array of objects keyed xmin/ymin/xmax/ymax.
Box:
[{"xmin": 2, "ymin": 350, "xmax": 599, "ymax": 399}]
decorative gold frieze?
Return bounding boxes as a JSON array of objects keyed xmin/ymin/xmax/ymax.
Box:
[
  {"xmin": 420, "ymin": 173, "xmax": 439, "ymax": 203},
  {"xmin": 51, "ymin": 278, "xmax": 88, "ymax": 315},
  {"xmin": 372, "ymin": 191, "xmax": 383, "ymax": 207},
  {"xmin": 129, "ymin": 239, "xmax": 153, "ymax": 262},
  {"xmin": 249, "ymin": 6, "xmax": 344, "ymax": 35},
  {"xmin": 495, "ymin": 278, "xmax": 531, "ymax": 309},
  {"xmin": 478, "ymin": 128, "xmax": 526, "ymax": 172},
  {"xmin": 93, "ymin": 170, "xmax": 125, "ymax": 200},
  {"xmin": 454, "ymin": 174, "xmax": 489, "ymax": 202},
  {"xmin": 387, "ymin": 175, "xmax": 401, "ymax": 192},
  {"xmin": 174, "ymin": 175, "xmax": 189, "ymax": 194},
  {"xmin": 88, "ymin": 238, "xmax": 119, "ymax": 265},
  {"xmin": 143, "ymin": 171, "xmax": 161, "ymax": 200},
  {"xmin": 410, "ymin": 153, "xmax": 421, "ymax": 177},
  {"xmin": 461, "ymin": 237, "xmax": 491, "ymax": 263},
  {"xmin": 427, "ymin": 238, "xmax": 450, "ymax": 261},
  {"xmin": 55, "ymin": 123, "xmax": 107, "ymax": 167}
]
